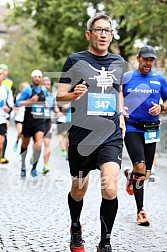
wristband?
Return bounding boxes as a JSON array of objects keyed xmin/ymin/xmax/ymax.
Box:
[{"xmin": 160, "ymin": 104, "xmax": 164, "ymax": 112}]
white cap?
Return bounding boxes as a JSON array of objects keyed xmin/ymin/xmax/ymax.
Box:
[{"xmin": 31, "ymin": 70, "xmax": 43, "ymax": 77}]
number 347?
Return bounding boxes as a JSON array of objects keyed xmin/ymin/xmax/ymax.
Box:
[{"xmin": 95, "ymin": 100, "xmax": 110, "ymax": 109}]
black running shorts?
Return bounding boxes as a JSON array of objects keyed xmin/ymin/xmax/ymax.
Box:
[
  {"xmin": 68, "ymin": 139, "xmax": 123, "ymax": 178},
  {"xmin": 22, "ymin": 120, "xmax": 45, "ymax": 138},
  {"xmin": 0, "ymin": 123, "xmax": 7, "ymax": 136}
]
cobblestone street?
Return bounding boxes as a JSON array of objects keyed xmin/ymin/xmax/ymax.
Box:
[{"xmin": 0, "ymin": 125, "xmax": 167, "ymax": 252}]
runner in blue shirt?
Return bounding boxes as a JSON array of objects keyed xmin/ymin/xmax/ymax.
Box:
[
  {"xmin": 41, "ymin": 76, "xmax": 58, "ymax": 174},
  {"xmin": 123, "ymin": 46, "xmax": 167, "ymax": 226},
  {"xmin": 16, "ymin": 70, "xmax": 47, "ymax": 178}
]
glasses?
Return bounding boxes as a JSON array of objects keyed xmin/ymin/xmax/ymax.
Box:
[{"xmin": 89, "ymin": 28, "xmax": 113, "ymax": 35}]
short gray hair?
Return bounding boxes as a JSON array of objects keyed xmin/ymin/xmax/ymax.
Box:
[{"xmin": 87, "ymin": 13, "xmax": 112, "ymax": 30}]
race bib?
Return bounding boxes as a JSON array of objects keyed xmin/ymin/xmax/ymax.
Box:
[
  {"xmin": 31, "ymin": 104, "xmax": 44, "ymax": 116},
  {"xmin": 44, "ymin": 108, "xmax": 51, "ymax": 117},
  {"xmin": 144, "ymin": 129, "xmax": 160, "ymax": 143},
  {"xmin": 87, "ymin": 93, "xmax": 116, "ymax": 116}
]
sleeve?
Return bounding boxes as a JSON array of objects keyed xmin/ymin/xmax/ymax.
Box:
[
  {"xmin": 6, "ymin": 90, "xmax": 14, "ymax": 108},
  {"xmin": 161, "ymin": 76, "xmax": 167, "ymax": 101},
  {"xmin": 59, "ymin": 56, "xmax": 74, "ymax": 84},
  {"xmin": 16, "ymin": 86, "xmax": 32, "ymax": 106}
]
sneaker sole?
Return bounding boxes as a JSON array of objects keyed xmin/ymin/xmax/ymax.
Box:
[
  {"xmin": 124, "ymin": 167, "xmax": 134, "ymax": 195},
  {"xmin": 137, "ymin": 221, "xmax": 150, "ymax": 226},
  {"xmin": 43, "ymin": 169, "xmax": 50, "ymax": 174},
  {"xmin": 97, "ymin": 245, "xmax": 112, "ymax": 252},
  {"xmin": 0, "ymin": 161, "xmax": 9, "ymax": 164},
  {"xmin": 126, "ymin": 180, "xmax": 134, "ymax": 195}
]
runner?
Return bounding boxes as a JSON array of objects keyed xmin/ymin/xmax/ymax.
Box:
[
  {"xmin": 0, "ymin": 64, "xmax": 13, "ymax": 163},
  {"xmin": 0, "ymin": 68, "xmax": 13, "ymax": 164},
  {"xmin": 56, "ymin": 13, "xmax": 125, "ymax": 252},
  {"xmin": 123, "ymin": 46, "xmax": 167, "ymax": 226},
  {"xmin": 16, "ymin": 70, "xmax": 47, "ymax": 178},
  {"xmin": 41, "ymin": 76, "xmax": 58, "ymax": 174}
]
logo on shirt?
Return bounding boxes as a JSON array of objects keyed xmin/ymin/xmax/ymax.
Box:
[{"xmin": 88, "ymin": 65, "xmax": 118, "ymax": 93}]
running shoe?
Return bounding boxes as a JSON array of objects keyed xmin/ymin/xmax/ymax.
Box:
[
  {"xmin": 0, "ymin": 157, "xmax": 9, "ymax": 164},
  {"xmin": 42, "ymin": 164, "xmax": 50, "ymax": 174},
  {"xmin": 97, "ymin": 243, "xmax": 112, "ymax": 252},
  {"xmin": 13, "ymin": 143, "xmax": 18, "ymax": 152},
  {"xmin": 31, "ymin": 168, "xmax": 38, "ymax": 178},
  {"xmin": 137, "ymin": 209, "xmax": 150, "ymax": 226},
  {"xmin": 21, "ymin": 168, "xmax": 26, "ymax": 178},
  {"xmin": 70, "ymin": 228, "xmax": 85, "ymax": 252},
  {"xmin": 123, "ymin": 167, "xmax": 134, "ymax": 195},
  {"xmin": 149, "ymin": 172, "xmax": 155, "ymax": 182}
]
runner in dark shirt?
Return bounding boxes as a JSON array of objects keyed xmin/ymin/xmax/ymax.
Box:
[{"xmin": 56, "ymin": 13, "xmax": 125, "ymax": 252}]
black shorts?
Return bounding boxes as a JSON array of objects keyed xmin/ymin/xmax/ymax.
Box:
[
  {"xmin": 15, "ymin": 120, "xmax": 23, "ymax": 124},
  {"xmin": 124, "ymin": 132, "xmax": 156, "ymax": 170},
  {"xmin": 0, "ymin": 123, "xmax": 7, "ymax": 136},
  {"xmin": 68, "ymin": 139, "xmax": 123, "ymax": 178},
  {"xmin": 22, "ymin": 120, "xmax": 45, "ymax": 138},
  {"xmin": 44, "ymin": 119, "xmax": 52, "ymax": 139}
]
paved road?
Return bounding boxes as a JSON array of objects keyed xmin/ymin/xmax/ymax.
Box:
[{"xmin": 0, "ymin": 125, "xmax": 167, "ymax": 252}]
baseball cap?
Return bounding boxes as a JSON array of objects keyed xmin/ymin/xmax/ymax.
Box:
[
  {"xmin": 31, "ymin": 70, "xmax": 43, "ymax": 77},
  {"xmin": 0, "ymin": 64, "xmax": 8, "ymax": 70},
  {"xmin": 138, "ymin": 46, "xmax": 157, "ymax": 59}
]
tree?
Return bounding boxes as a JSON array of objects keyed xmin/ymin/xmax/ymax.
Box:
[
  {"xmin": 13, "ymin": 0, "xmax": 91, "ymax": 70},
  {"xmin": 103, "ymin": 0, "xmax": 167, "ymax": 60},
  {"xmin": 10, "ymin": 0, "xmax": 167, "ymax": 64},
  {"xmin": 0, "ymin": 18, "xmax": 54, "ymax": 92}
]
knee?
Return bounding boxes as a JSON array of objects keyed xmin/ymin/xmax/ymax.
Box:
[
  {"xmin": 71, "ymin": 188, "xmax": 86, "ymax": 201},
  {"xmin": 101, "ymin": 175, "xmax": 118, "ymax": 200},
  {"xmin": 102, "ymin": 185, "xmax": 117, "ymax": 200},
  {"xmin": 134, "ymin": 163, "xmax": 146, "ymax": 175},
  {"xmin": 35, "ymin": 142, "xmax": 42, "ymax": 150}
]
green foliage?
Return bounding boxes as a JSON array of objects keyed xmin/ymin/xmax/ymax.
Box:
[
  {"xmin": 3, "ymin": 0, "xmax": 167, "ymax": 77},
  {"xmin": 0, "ymin": 18, "xmax": 54, "ymax": 93},
  {"xmin": 13, "ymin": 0, "xmax": 90, "ymax": 67},
  {"xmin": 104, "ymin": 0, "xmax": 167, "ymax": 60}
]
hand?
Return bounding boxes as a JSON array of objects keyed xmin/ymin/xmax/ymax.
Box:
[
  {"xmin": 73, "ymin": 81, "xmax": 88, "ymax": 100},
  {"xmin": 30, "ymin": 94, "xmax": 38, "ymax": 102},
  {"xmin": 123, "ymin": 106, "xmax": 129, "ymax": 118},
  {"xmin": 2, "ymin": 105, "xmax": 10, "ymax": 112},
  {"xmin": 149, "ymin": 101, "xmax": 161, "ymax": 116}
]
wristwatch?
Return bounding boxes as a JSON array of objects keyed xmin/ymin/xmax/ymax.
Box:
[{"xmin": 160, "ymin": 104, "xmax": 164, "ymax": 112}]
